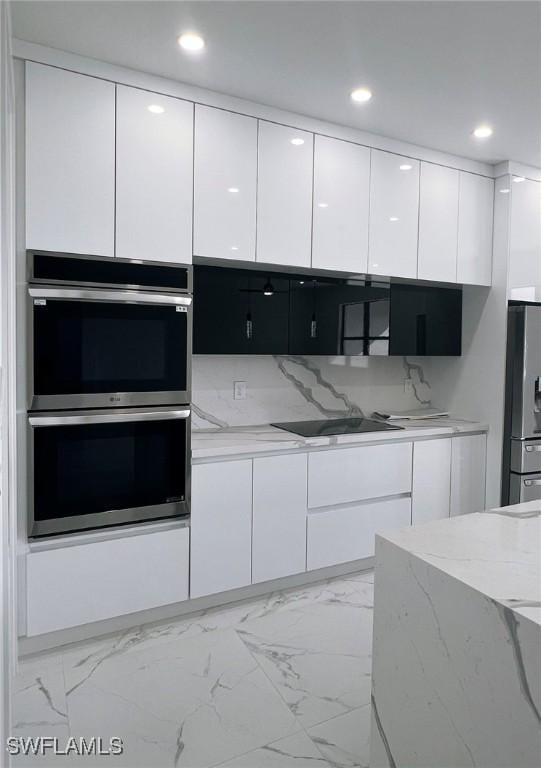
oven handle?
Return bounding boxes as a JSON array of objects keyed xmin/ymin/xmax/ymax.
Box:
[
  {"xmin": 29, "ymin": 287, "xmax": 192, "ymax": 307},
  {"xmin": 29, "ymin": 409, "xmax": 191, "ymax": 427},
  {"xmin": 524, "ymin": 479, "xmax": 541, "ymax": 487}
]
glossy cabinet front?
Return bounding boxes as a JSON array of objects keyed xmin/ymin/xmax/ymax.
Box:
[
  {"xmin": 193, "ymin": 266, "xmax": 290, "ymax": 354},
  {"xmin": 256, "ymin": 121, "xmax": 314, "ymax": 267},
  {"xmin": 457, "ymin": 173, "xmax": 494, "ymax": 285},
  {"xmin": 116, "ymin": 85, "xmax": 193, "ymax": 263},
  {"xmin": 194, "ymin": 105, "xmax": 258, "ymax": 262},
  {"xmin": 312, "ymin": 136, "xmax": 370, "ymax": 272},
  {"xmin": 25, "ymin": 62, "xmax": 115, "ymax": 257},
  {"xmin": 194, "ymin": 266, "xmax": 462, "ymax": 356},
  {"xmin": 368, "ymin": 151, "xmax": 420, "ymax": 279},
  {"xmin": 418, "ymin": 163, "xmax": 459, "ymax": 282}
]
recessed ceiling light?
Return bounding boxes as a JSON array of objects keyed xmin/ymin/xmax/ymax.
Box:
[
  {"xmin": 399, "ymin": 164, "xmax": 413, "ymax": 171},
  {"xmin": 389, "ymin": 216, "xmax": 399, "ymax": 222},
  {"xmin": 290, "ymin": 137, "xmax": 305, "ymax": 146},
  {"xmin": 513, "ymin": 176, "xmax": 526, "ymax": 183},
  {"xmin": 351, "ymin": 87, "xmax": 372, "ymax": 104},
  {"xmin": 147, "ymin": 105, "xmax": 164, "ymax": 114},
  {"xmin": 318, "ymin": 202, "xmax": 329, "ymax": 208},
  {"xmin": 230, "ymin": 246, "xmax": 239, "ymax": 251},
  {"xmin": 499, "ymin": 188, "xmax": 511, "ymax": 194},
  {"xmin": 228, "ymin": 187, "xmax": 239, "ymax": 193},
  {"xmin": 178, "ymin": 32, "xmax": 205, "ymax": 52},
  {"xmin": 472, "ymin": 125, "xmax": 493, "ymax": 139}
]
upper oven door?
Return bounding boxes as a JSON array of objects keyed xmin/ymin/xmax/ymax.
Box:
[{"xmin": 29, "ymin": 287, "xmax": 192, "ymax": 410}]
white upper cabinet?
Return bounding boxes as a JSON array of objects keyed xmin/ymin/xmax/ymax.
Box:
[
  {"xmin": 457, "ymin": 172, "xmax": 494, "ymax": 285},
  {"xmin": 418, "ymin": 163, "xmax": 459, "ymax": 283},
  {"xmin": 368, "ymin": 150, "xmax": 420, "ymax": 279},
  {"xmin": 116, "ymin": 85, "xmax": 193, "ymax": 263},
  {"xmin": 25, "ymin": 62, "xmax": 115, "ymax": 256},
  {"xmin": 256, "ymin": 121, "xmax": 313, "ymax": 267},
  {"xmin": 509, "ymin": 177, "xmax": 541, "ymax": 292},
  {"xmin": 194, "ymin": 105, "xmax": 257, "ymax": 262},
  {"xmin": 312, "ymin": 136, "xmax": 370, "ymax": 273}
]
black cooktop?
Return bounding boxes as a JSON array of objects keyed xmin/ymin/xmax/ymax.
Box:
[{"xmin": 271, "ymin": 417, "xmax": 405, "ymax": 438}]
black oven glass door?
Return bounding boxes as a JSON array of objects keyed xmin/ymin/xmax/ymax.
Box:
[
  {"xmin": 29, "ymin": 409, "xmax": 190, "ymax": 537},
  {"xmin": 31, "ymin": 290, "xmax": 191, "ymax": 409}
]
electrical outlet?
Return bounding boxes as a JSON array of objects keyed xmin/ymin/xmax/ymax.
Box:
[
  {"xmin": 233, "ymin": 380, "xmax": 247, "ymax": 400},
  {"xmin": 404, "ymin": 378, "xmax": 414, "ymax": 395}
]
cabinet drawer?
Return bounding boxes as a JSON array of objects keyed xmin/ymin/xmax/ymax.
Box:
[
  {"xmin": 307, "ymin": 497, "xmax": 411, "ymax": 570},
  {"xmin": 308, "ymin": 442, "xmax": 412, "ymax": 508},
  {"xmin": 26, "ymin": 527, "xmax": 189, "ymax": 636}
]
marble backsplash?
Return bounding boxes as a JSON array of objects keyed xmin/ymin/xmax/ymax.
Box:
[{"xmin": 192, "ymin": 355, "xmax": 432, "ymax": 429}]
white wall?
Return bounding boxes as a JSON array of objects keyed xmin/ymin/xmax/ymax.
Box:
[{"xmin": 0, "ymin": 0, "xmax": 16, "ymax": 757}]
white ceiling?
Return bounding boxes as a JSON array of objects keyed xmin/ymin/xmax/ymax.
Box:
[{"xmin": 11, "ymin": 0, "xmax": 541, "ymax": 167}]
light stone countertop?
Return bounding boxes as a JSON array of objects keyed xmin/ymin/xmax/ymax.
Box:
[
  {"xmin": 376, "ymin": 499, "xmax": 541, "ymax": 627},
  {"xmin": 370, "ymin": 500, "xmax": 541, "ymax": 768},
  {"xmin": 191, "ymin": 417, "xmax": 488, "ymax": 462}
]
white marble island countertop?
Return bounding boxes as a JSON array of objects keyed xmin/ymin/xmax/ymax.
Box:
[
  {"xmin": 370, "ymin": 501, "xmax": 541, "ymax": 768},
  {"xmin": 191, "ymin": 417, "xmax": 488, "ymax": 462}
]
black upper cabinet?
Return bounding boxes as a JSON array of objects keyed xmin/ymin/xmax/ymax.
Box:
[
  {"xmin": 193, "ymin": 266, "xmax": 289, "ymax": 354},
  {"xmin": 193, "ymin": 266, "xmax": 462, "ymax": 356},
  {"xmin": 389, "ymin": 284, "xmax": 462, "ymax": 356}
]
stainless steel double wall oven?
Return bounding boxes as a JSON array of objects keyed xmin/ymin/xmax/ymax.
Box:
[{"xmin": 27, "ymin": 251, "xmax": 192, "ymax": 537}]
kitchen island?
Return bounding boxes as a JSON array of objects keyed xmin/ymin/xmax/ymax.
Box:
[{"xmin": 370, "ymin": 500, "xmax": 541, "ymax": 768}]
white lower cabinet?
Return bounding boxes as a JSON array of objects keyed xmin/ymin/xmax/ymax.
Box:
[
  {"xmin": 412, "ymin": 439, "xmax": 452, "ymax": 524},
  {"xmin": 450, "ymin": 434, "xmax": 487, "ymax": 516},
  {"xmin": 190, "ymin": 460, "xmax": 253, "ymax": 598},
  {"xmin": 252, "ymin": 453, "xmax": 307, "ymax": 583},
  {"xmin": 26, "ymin": 527, "xmax": 189, "ymax": 636},
  {"xmin": 308, "ymin": 442, "xmax": 413, "ymax": 508},
  {"xmin": 307, "ymin": 497, "xmax": 412, "ymax": 570}
]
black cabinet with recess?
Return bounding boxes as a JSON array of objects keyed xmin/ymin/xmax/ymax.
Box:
[
  {"xmin": 193, "ymin": 267, "xmax": 289, "ymax": 354},
  {"xmin": 193, "ymin": 266, "xmax": 462, "ymax": 357},
  {"xmin": 389, "ymin": 284, "xmax": 462, "ymax": 356}
]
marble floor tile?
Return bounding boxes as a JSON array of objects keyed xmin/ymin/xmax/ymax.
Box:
[
  {"xmin": 307, "ymin": 706, "xmax": 371, "ymax": 768},
  {"xmin": 12, "ymin": 653, "xmax": 68, "ymax": 735},
  {"xmin": 236, "ymin": 595, "xmax": 373, "ymax": 728},
  {"xmin": 65, "ymin": 628, "xmax": 300, "ymax": 768},
  {"xmin": 215, "ymin": 731, "xmax": 332, "ymax": 767},
  {"xmin": 13, "ymin": 571, "xmax": 374, "ymax": 767}
]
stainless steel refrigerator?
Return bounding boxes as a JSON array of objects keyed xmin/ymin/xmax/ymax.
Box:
[{"xmin": 503, "ymin": 304, "xmax": 541, "ymax": 504}]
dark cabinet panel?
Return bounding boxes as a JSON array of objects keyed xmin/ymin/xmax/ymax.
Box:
[
  {"xmin": 289, "ymin": 279, "xmax": 391, "ymax": 356},
  {"xmin": 193, "ymin": 266, "xmax": 289, "ymax": 354},
  {"xmin": 194, "ymin": 266, "xmax": 462, "ymax": 357},
  {"xmin": 389, "ymin": 284, "xmax": 462, "ymax": 355}
]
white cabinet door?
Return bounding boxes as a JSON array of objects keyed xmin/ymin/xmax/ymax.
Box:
[
  {"xmin": 25, "ymin": 62, "xmax": 115, "ymax": 256},
  {"xmin": 312, "ymin": 136, "xmax": 370, "ymax": 273},
  {"xmin": 308, "ymin": 442, "xmax": 413, "ymax": 509},
  {"xmin": 457, "ymin": 173, "xmax": 494, "ymax": 285},
  {"xmin": 509, "ymin": 178, "xmax": 541, "ymax": 291},
  {"xmin": 307, "ymin": 496, "xmax": 411, "ymax": 569},
  {"xmin": 194, "ymin": 105, "xmax": 257, "ymax": 262},
  {"xmin": 418, "ymin": 163, "xmax": 459, "ymax": 282},
  {"xmin": 116, "ymin": 85, "xmax": 193, "ymax": 263},
  {"xmin": 256, "ymin": 121, "xmax": 313, "ymax": 267},
  {"xmin": 191, "ymin": 460, "xmax": 252, "ymax": 598},
  {"xmin": 26, "ymin": 527, "xmax": 189, "ymax": 636},
  {"xmin": 252, "ymin": 453, "xmax": 307, "ymax": 583},
  {"xmin": 412, "ymin": 439, "xmax": 451, "ymax": 525},
  {"xmin": 450, "ymin": 434, "xmax": 487, "ymax": 516},
  {"xmin": 368, "ymin": 150, "xmax": 420, "ymax": 278}
]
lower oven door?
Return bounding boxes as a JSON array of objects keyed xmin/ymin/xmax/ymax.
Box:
[
  {"xmin": 28, "ymin": 407, "xmax": 191, "ymax": 538},
  {"xmin": 509, "ymin": 472, "xmax": 541, "ymax": 504}
]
